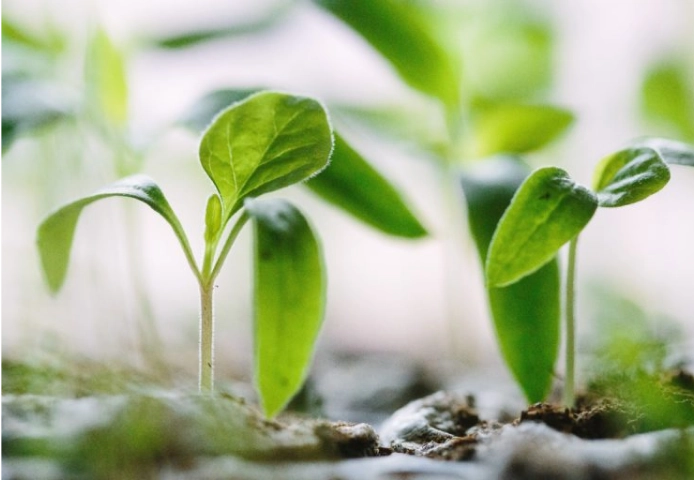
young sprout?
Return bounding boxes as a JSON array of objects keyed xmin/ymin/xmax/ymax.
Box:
[
  {"xmin": 485, "ymin": 138, "xmax": 694, "ymax": 407},
  {"xmin": 37, "ymin": 91, "xmax": 334, "ymax": 417}
]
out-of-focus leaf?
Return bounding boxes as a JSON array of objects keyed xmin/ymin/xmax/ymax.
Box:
[
  {"xmin": 313, "ymin": 0, "xmax": 460, "ymax": 110},
  {"xmin": 2, "ymin": 17, "xmax": 65, "ymax": 54},
  {"xmin": 641, "ymin": 61, "xmax": 694, "ymax": 141},
  {"xmin": 246, "ymin": 198, "xmax": 325, "ymax": 418},
  {"xmin": 462, "ymin": 16, "xmax": 553, "ymax": 102},
  {"xmin": 592, "ymin": 145, "xmax": 671, "ymax": 208},
  {"xmin": 331, "ymin": 103, "xmax": 449, "ymax": 156},
  {"xmin": 198, "ymin": 91, "xmax": 333, "ymax": 223},
  {"xmin": 468, "ymin": 104, "xmax": 574, "ymax": 157},
  {"xmin": 2, "ymin": 75, "xmax": 74, "ymax": 152},
  {"xmin": 180, "ymin": 88, "xmax": 263, "ymax": 132},
  {"xmin": 639, "ymin": 137, "xmax": 694, "ymax": 167},
  {"xmin": 307, "ymin": 134, "xmax": 427, "ymax": 238},
  {"xmin": 85, "ymin": 29, "xmax": 128, "ymax": 127},
  {"xmin": 486, "ymin": 167, "xmax": 597, "ymax": 287},
  {"xmin": 152, "ymin": 3, "xmax": 294, "ymax": 49},
  {"xmin": 37, "ymin": 175, "xmax": 192, "ymax": 293},
  {"xmin": 461, "ymin": 156, "xmax": 559, "ymax": 403}
]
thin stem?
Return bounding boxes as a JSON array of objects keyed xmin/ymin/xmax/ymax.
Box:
[
  {"xmin": 208, "ymin": 211, "xmax": 250, "ymax": 283},
  {"xmin": 199, "ymin": 281, "xmax": 215, "ymax": 392},
  {"xmin": 564, "ymin": 236, "xmax": 579, "ymax": 408}
]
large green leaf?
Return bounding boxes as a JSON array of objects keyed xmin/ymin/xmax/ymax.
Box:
[
  {"xmin": 306, "ymin": 134, "xmax": 427, "ymax": 238},
  {"xmin": 199, "ymin": 91, "xmax": 333, "ymax": 222},
  {"xmin": 641, "ymin": 61, "xmax": 694, "ymax": 141},
  {"xmin": 592, "ymin": 144, "xmax": 671, "ymax": 208},
  {"xmin": 486, "ymin": 167, "xmax": 597, "ymax": 287},
  {"xmin": 461, "ymin": 157, "xmax": 559, "ymax": 403},
  {"xmin": 246, "ymin": 198, "xmax": 325, "ymax": 418},
  {"xmin": 85, "ymin": 28, "xmax": 128, "ymax": 128},
  {"xmin": 37, "ymin": 175, "xmax": 193, "ymax": 292},
  {"xmin": 468, "ymin": 104, "xmax": 574, "ymax": 157},
  {"xmin": 313, "ymin": 0, "xmax": 460, "ymax": 110}
]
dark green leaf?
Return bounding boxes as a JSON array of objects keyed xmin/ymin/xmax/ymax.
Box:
[
  {"xmin": 639, "ymin": 137, "xmax": 694, "ymax": 167},
  {"xmin": 486, "ymin": 167, "xmax": 597, "ymax": 287},
  {"xmin": 180, "ymin": 88, "xmax": 264, "ymax": 132},
  {"xmin": 641, "ymin": 61, "xmax": 694, "ymax": 141},
  {"xmin": 199, "ymin": 91, "xmax": 333, "ymax": 222},
  {"xmin": 468, "ymin": 104, "xmax": 573, "ymax": 157},
  {"xmin": 489, "ymin": 262, "xmax": 559, "ymax": 403},
  {"xmin": 314, "ymin": 0, "xmax": 460, "ymax": 110},
  {"xmin": 246, "ymin": 198, "xmax": 325, "ymax": 418},
  {"xmin": 592, "ymin": 145, "xmax": 671, "ymax": 208},
  {"xmin": 461, "ymin": 156, "xmax": 559, "ymax": 403},
  {"xmin": 85, "ymin": 29, "xmax": 128, "ymax": 127},
  {"xmin": 306, "ymin": 134, "xmax": 427, "ymax": 238},
  {"xmin": 37, "ymin": 175, "xmax": 192, "ymax": 292}
]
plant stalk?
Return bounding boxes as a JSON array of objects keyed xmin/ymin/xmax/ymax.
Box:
[
  {"xmin": 199, "ymin": 282, "xmax": 215, "ymax": 392},
  {"xmin": 563, "ymin": 236, "xmax": 579, "ymax": 408}
]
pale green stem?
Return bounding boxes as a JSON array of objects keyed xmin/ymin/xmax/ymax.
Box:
[
  {"xmin": 564, "ymin": 236, "xmax": 579, "ymax": 408},
  {"xmin": 197, "ymin": 210, "xmax": 251, "ymax": 392},
  {"xmin": 199, "ymin": 281, "xmax": 215, "ymax": 392}
]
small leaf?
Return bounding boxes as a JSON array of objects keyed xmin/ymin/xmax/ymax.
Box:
[
  {"xmin": 85, "ymin": 28, "xmax": 128, "ymax": 127},
  {"xmin": 246, "ymin": 198, "xmax": 325, "ymax": 418},
  {"xmin": 37, "ymin": 175, "xmax": 192, "ymax": 292},
  {"xmin": 179, "ymin": 88, "xmax": 263, "ymax": 132},
  {"xmin": 306, "ymin": 134, "xmax": 427, "ymax": 238},
  {"xmin": 592, "ymin": 145, "xmax": 671, "ymax": 208},
  {"xmin": 468, "ymin": 104, "xmax": 574, "ymax": 157},
  {"xmin": 461, "ymin": 157, "xmax": 559, "ymax": 403},
  {"xmin": 204, "ymin": 194, "xmax": 223, "ymax": 243},
  {"xmin": 641, "ymin": 60, "xmax": 694, "ymax": 141},
  {"xmin": 639, "ymin": 137, "xmax": 694, "ymax": 167},
  {"xmin": 486, "ymin": 167, "xmax": 597, "ymax": 287},
  {"xmin": 199, "ymin": 91, "xmax": 333, "ymax": 223},
  {"xmin": 313, "ymin": 0, "xmax": 460, "ymax": 110}
]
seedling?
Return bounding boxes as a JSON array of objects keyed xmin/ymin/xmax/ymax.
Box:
[
  {"xmin": 486, "ymin": 137, "xmax": 694, "ymax": 407},
  {"xmin": 37, "ymin": 91, "xmax": 334, "ymax": 417}
]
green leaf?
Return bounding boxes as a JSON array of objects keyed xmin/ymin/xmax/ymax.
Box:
[
  {"xmin": 180, "ymin": 88, "xmax": 263, "ymax": 132},
  {"xmin": 641, "ymin": 61, "xmax": 694, "ymax": 141},
  {"xmin": 306, "ymin": 134, "xmax": 427, "ymax": 238},
  {"xmin": 592, "ymin": 144, "xmax": 671, "ymax": 208},
  {"xmin": 2, "ymin": 75, "xmax": 73, "ymax": 152},
  {"xmin": 150, "ymin": 3, "xmax": 293, "ymax": 49},
  {"xmin": 639, "ymin": 137, "xmax": 694, "ymax": 167},
  {"xmin": 461, "ymin": 156, "xmax": 559, "ymax": 403},
  {"xmin": 246, "ymin": 198, "xmax": 325, "ymax": 418},
  {"xmin": 37, "ymin": 175, "xmax": 193, "ymax": 292},
  {"xmin": 199, "ymin": 91, "xmax": 333, "ymax": 222},
  {"xmin": 486, "ymin": 167, "xmax": 597, "ymax": 287},
  {"xmin": 489, "ymin": 263, "xmax": 560, "ymax": 403},
  {"xmin": 313, "ymin": 0, "xmax": 460, "ymax": 110},
  {"xmin": 203, "ymin": 194, "xmax": 223, "ymax": 243},
  {"xmin": 468, "ymin": 104, "xmax": 574, "ymax": 157},
  {"xmin": 85, "ymin": 28, "xmax": 128, "ymax": 127}
]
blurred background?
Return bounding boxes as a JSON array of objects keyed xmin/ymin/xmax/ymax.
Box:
[{"xmin": 3, "ymin": 0, "xmax": 694, "ymax": 387}]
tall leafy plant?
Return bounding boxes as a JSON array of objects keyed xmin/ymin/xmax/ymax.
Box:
[
  {"xmin": 486, "ymin": 138, "xmax": 694, "ymax": 406},
  {"xmin": 37, "ymin": 91, "xmax": 333, "ymax": 417}
]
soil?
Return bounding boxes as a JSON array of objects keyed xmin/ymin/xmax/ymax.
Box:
[{"xmin": 3, "ymin": 357, "xmax": 694, "ymax": 479}]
